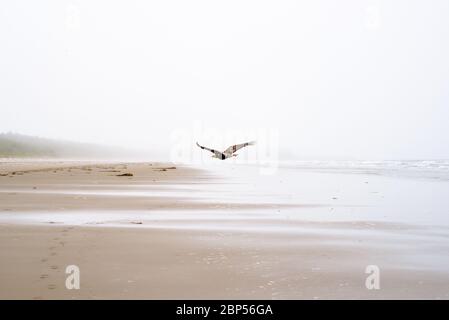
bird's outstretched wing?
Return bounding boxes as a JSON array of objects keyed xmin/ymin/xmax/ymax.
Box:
[
  {"xmin": 196, "ymin": 142, "xmax": 223, "ymax": 158},
  {"xmin": 223, "ymin": 141, "xmax": 256, "ymax": 154}
]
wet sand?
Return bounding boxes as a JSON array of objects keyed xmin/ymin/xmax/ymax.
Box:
[{"xmin": 1, "ymin": 160, "xmax": 449, "ymax": 299}]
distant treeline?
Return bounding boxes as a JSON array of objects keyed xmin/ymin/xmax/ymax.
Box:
[{"xmin": 0, "ymin": 133, "xmax": 143, "ymax": 159}]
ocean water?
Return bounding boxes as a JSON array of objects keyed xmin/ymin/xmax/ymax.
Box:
[
  {"xmin": 280, "ymin": 159, "xmax": 449, "ymax": 180},
  {"xmin": 192, "ymin": 160, "xmax": 449, "ymax": 226}
]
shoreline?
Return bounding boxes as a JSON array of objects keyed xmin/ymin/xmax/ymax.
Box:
[{"xmin": 1, "ymin": 160, "xmax": 449, "ymax": 299}]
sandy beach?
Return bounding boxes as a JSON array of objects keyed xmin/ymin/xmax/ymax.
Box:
[{"xmin": 1, "ymin": 160, "xmax": 449, "ymax": 299}]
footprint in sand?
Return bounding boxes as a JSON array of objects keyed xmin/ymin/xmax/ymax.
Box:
[
  {"xmin": 38, "ymin": 226, "xmax": 75, "ymax": 289},
  {"xmin": 61, "ymin": 227, "xmax": 74, "ymax": 237}
]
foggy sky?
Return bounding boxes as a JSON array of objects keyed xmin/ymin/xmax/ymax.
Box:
[{"xmin": 1, "ymin": 0, "xmax": 448, "ymax": 160}]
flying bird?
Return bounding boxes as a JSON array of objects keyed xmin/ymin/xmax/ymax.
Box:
[{"xmin": 196, "ymin": 141, "xmax": 256, "ymax": 160}]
